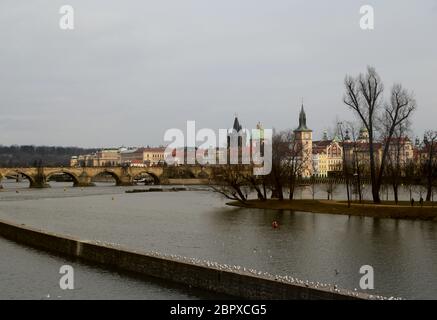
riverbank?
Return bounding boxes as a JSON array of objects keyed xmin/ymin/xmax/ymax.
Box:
[{"xmin": 227, "ymin": 199, "xmax": 437, "ymax": 220}]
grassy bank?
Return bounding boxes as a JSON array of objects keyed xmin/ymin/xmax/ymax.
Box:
[{"xmin": 227, "ymin": 199, "xmax": 437, "ymax": 220}]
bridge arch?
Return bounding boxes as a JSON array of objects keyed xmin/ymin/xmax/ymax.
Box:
[
  {"xmin": 92, "ymin": 170, "xmax": 122, "ymax": 186},
  {"xmin": 132, "ymin": 171, "xmax": 160, "ymax": 185},
  {"xmin": 45, "ymin": 171, "xmax": 81, "ymax": 186},
  {"xmin": 1, "ymin": 170, "xmax": 36, "ymax": 187}
]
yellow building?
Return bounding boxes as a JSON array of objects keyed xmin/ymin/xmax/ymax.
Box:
[
  {"xmin": 94, "ymin": 149, "xmax": 121, "ymax": 166},
  {"xmin": 143, "ymin": 147, "xmax": 166, "ymax": 165},
  {"xmin": 121, "ymin": 147, "xmax": 165, "ymax": 166},
  {"xmin": 70, "ymin": 156, "xmax": 78, "ymax": 167},
  {"xmin": 312, "ymin": 151, "xmax": 328, "ymax": 177},
  {"xmin": 312, "ymin": 139, "xmax": 343, "ymax": 176}
]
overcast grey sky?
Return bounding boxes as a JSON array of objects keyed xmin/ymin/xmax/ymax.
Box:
[{"xmin": 0, "ymin": 0, "xmax": 436, "ymax": 147}]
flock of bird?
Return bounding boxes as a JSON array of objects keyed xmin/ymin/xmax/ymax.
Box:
[{"xmin": 87, "ymin": 240, "xmax": 401, "ymax": 300}]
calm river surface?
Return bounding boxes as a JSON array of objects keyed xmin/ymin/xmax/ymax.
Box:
[{"xmin": 1, "ymin": 181, "xmax": 437, "ymax": 299}]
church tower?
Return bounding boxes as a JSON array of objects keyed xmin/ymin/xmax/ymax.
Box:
[
  {"xmin": 294, "ymin": 104, "xmax": 313, "ymax": 178},
  {"xmin": 227, "ymin": 114, "xmax": 244, "ymax": 149}
]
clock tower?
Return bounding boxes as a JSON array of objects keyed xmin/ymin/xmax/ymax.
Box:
[{"xmin": 294, "ymin": 104, "xmax": 313, "ymax": 178}]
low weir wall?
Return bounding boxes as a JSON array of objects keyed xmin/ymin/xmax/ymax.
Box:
[
  {"xmin": 0, "ymin": 219, "xmax": 370, "ymax": 300},
  {"xmin": 167, "ymin": 178, "xmax": 210, "ymax": 185}
]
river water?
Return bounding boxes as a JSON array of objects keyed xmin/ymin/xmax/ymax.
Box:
[{"xmin": 1, "ymin": 180, "xmax": 436, "ymax": 299}]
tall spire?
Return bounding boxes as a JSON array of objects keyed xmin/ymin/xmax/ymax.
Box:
[
  {"xmin": 232, "ymin": 114, "xmax": 242, "ymax": 132},
  {"xmin": 296, "ymin": 102, "xmax": 311, "ymax": 132}
]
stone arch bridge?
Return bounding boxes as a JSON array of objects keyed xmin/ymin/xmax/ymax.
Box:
[{"xmin": 0, "ymin": 166, "xmax": 213, "ymax": 188}]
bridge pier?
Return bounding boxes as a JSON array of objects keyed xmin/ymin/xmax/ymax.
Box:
[
  {"xmin": 74, "ymin": 173, "xmax": 95, "ymax": 187},
  {"xmin": 29, "ymin": 179, "xmax": 50, "ymax": 189},
  {"xmin": 29, "ymin": 170, "xmax": 49, "ymax": 188},
  {"xmin": 116, "ymin": 174, "xmax": 134, "ymax": 186},
  {"xmin": 117, "ymin": 182, "xmax": 134, "ymax": 186},
  {"xmin": 159, "ymin": 177, "xmax": 169, "ymax": 185}
]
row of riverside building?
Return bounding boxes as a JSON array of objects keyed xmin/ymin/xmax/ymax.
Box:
[
  {"xmin": 70, "ymin": 147, "xmax": 166, "ymax": 167},
  {"xmin": 70, "ymin": 105, "xmax": 425, "ymax": 174},
  {"xmin": 295, "ymin": 105, "xmax": 420, "ymax": 178},
  {"xmin": 69, "ymin": 116, "xmax": 265, "ymax": 168}
]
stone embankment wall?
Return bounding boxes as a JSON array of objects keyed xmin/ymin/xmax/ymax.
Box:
[{"xmin": 0, "ymin": 219, "xmax": 369, "ymax": 300}]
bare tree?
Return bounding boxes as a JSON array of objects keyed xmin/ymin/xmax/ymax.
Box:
[
  {"xmin": 308, "ymin": 171, "xmax": 318, "ymax": 201},
  {"xmin": 377, "ymin": 84, "xmax": 416, "ymax": 198},
  {"xmin": 323, "ymin": 178, "xmax": 338, "ymax": 200},
  {"xmin": 266, "ymin": 130, "xmax": 306, "ymax": 200},
  {"xmin": 287, "ymin": 132, "xmax": 308, "ymax": 200},
  {"xmin": 244, "ymin": 174, "xmax": 267, "ymax": 201},
  {"xmin": 268, "ymin": 131, "xmax": 286, "ymax": 200},
  {"xmin": 343, "ymin": 67, "xmax": 383, "ymax": 202},
  {"xmin": 210, "ymin": 164, "xmax": 250, "ymax": 204},
  {"xmin": 384, "ymin": 120, "xmax": 411, "ymax": 204},
  {"xmin": 211, "ymin": 130, "xmax": 306, "ymax": 203},
  {"xmin": 345, "ymin": 122, "xmax": 366, "ymax": 202},
  {"xmin": 343, "ymin": 67, "xmax": 416, "ymax": 203},
  {"xmin": 384, "ymin": 132, "xmax": 402, "ymax": 204},
  {"xmin": 422, "ymin": 131, "xmax": 437, "ymax": 201},
  {"xmin": 337, "ymin": 122, "xmax": 351, "ymax": 207}
]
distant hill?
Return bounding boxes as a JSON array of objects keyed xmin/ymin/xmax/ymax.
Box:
[{"xmin": 0, "ymin": 145, "xmax": 97, "ymax": 167}]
